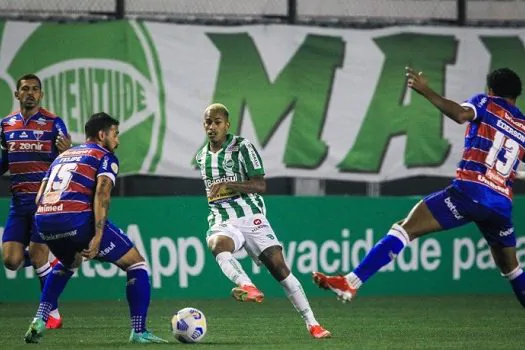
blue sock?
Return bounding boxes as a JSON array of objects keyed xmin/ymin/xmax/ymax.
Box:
[
  {"xmin": 353, "ymin": 225, "xmax": 408, "ymax": 283},
  {"xmin": 36, "ymin": 263, "xmax": 73, "ymax": 321},
  {"xmin": 35, "ymin": 262, "xmax": 58, "ymax": 312},
  {"xmin": 126, "ymin": 262, "xmax": 150, "ymax": 333},
  {"xmin": 505, "ymin": 268, "xmax": 525, "ymax": 308}
]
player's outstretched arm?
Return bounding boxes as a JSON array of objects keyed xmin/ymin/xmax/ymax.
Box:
[
  {"xmin": 405, "ymin": 67, "xmax": 475, "ymax": 124},
  {"xmin": 82, "ymin": 175, "xmax": 113, "ymax": 259}
]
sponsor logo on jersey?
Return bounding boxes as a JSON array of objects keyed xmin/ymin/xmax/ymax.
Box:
[{"xmin": 9, "ymin": 141, "xmax": 43, "ymax": 152}]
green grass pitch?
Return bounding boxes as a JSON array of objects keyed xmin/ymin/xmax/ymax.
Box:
[{"xmin": 0, "ymin": 295, "xmax": 522, "ymax": 349}]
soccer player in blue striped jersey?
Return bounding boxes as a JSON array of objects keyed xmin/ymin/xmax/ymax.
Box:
[
  {"xmin": 1, "ymin": 74, "xmax": 71, "ymax": 328},
  {"xmin": 24, "ymin": 112, "xmax": 166, "ymax": 344},
  {"xmin": 313, "ymin": 67, "xmax": 525, "ymax": 310},
  {"xmin": 195, "ymin": 103, "xmax": 330, "ymax": 339}
]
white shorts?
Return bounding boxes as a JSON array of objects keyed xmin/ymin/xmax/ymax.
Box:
[{"xmin": 206, "ymin": 214, "xmax": 281, "ymax": 265}]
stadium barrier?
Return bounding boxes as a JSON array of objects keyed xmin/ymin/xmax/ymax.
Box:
[{"xmin": 1, "ymin": 196, "xmax": 523, "ymax": 301}]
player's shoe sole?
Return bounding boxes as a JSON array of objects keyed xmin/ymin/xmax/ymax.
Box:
[
  {"xmin": 24, "ymin": 318, "xmax": 46, "ymax": 343},
  {"xmin": 231, "ymin": 285, "xmax": 264, "ymax": 303},
  {"xmin": 312, "ymin": 272, "xmax": 356, "ymax": 303}
]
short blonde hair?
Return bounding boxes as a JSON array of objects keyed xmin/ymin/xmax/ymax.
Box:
[{"xmin": 204, "ymin": 103, "xmax": 229, "ymax": 118}]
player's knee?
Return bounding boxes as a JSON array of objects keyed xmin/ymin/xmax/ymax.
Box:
[
  {"xmin": 28, "ymin": 243, "xmax": 49, "ymax": 266},
  {"xmin": 115, "ymin": 248, "xmax": 145, "ymax": 270},
  {"xmin": 208, "ymin": 236, "xmax": 235, "ymax": 255},
  {"xmin": 3, "ymin": 255, "xmax": 22, "ymax": 271},
  {"xmin": 260, "ymin": 246, "xmax": 289, "ymax": 280}
]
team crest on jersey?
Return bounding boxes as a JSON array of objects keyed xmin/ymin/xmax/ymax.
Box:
[
  {"xmin": 33, "ymin": 130, "xmax": 44, "ymax": 141},
  {"xmin": 223, "ymin": 157, "xmax": 234, "ymax": 171}
]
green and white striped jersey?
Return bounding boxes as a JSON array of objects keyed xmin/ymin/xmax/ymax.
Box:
[{"xmin": 196, "ymin": 134, "xmax": 266, "ymax": 227}]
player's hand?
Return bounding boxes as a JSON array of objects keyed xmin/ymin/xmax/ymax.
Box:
[
  {"xmin": 82, "ymin": 236, "xmax": 102, "ymax": 260},
  {"xmin": 405, "ymin": 67, "xmax": 429, "ymax": 95},
  {"xmin": 209, "ymin": 183, "xmax": 229, "ymax": 199},
  {"xmin": 56, "ymin": 134, "xmax": 72, "ymax": 153}
]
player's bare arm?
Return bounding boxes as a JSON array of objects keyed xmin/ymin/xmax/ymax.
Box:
[
  {"xmin": 35, "ymin": 179, "xmax": 48, "ymax": 205},
  {"xmin": 82, "ymin": 175, "xmax": 113, "ymax": 259},
  {"xmin": 209, "ymin": 176, "xmax": 266, "ymax": 198},
  {"xmin": 405, "ymin": 66, "xmax": 475, "ymax": 124}
]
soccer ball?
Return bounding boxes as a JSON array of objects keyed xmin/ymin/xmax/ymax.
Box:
[{"xmin": 170, "ymin": 307, "xmax": 207, "ymax": 343}]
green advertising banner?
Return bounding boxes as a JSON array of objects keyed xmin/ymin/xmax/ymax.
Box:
[
  {"xmin": 0, "ymin": 21, "xmax": 525, "ymax": 181},
  {"xmin": 1, "ymin": 196, "xmax": 524, "ymax": 301}
]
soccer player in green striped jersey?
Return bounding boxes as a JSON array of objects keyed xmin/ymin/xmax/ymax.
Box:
[{"xmin": 195, "ymin": 103, "xmax": 331, "ymax": 339}]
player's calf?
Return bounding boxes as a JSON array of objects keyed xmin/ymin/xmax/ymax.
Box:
[{"xmin": 503, "ymin": 266, "xmax": 525, "ymax": 308}]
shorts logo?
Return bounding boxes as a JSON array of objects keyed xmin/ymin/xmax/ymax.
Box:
[
  {"xmin": 97, "ymin": 241, "xmax": 116, "ymax": 257},
  {"xmin": 499, "ymin": 227, "xmax": 514, "ymax": 237},
  {"xmin": 253, "ymin": 218, "xmax": 262, "ymax": 225},
  {"xmin": 444, "ymin": 197, "xmax": 463, "ymax": 220}
]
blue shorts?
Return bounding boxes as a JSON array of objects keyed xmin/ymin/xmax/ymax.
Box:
[
  {"xmin": 2, "ymin": 201, "xmax": 44, "ymax": 245},
  {"xmin": 37, "ymin": 220, "xmax": 134, "ymax": 267},
  {"xmin": 424, "ymin": 186, "xmax": 516, "ymax": 247}
]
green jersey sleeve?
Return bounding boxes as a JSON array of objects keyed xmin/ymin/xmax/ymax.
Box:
[{"xmin": 240, "ymin": 140, "xmax": 265, "ymax": 177}]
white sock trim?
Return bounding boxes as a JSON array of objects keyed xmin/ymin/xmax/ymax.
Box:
[
  {"xmin": 388, "ymin": 224, "xmax": 410, "ymax": 246},
  {"xmin": 35, "ymin": 262, "xmax": 51, "ymax": 277},
  {"xmin": 502, "ymin": 266, "xmax": 523, "ymax": 280},
  {"xmin": 127, "ymin": 261, "xmax": 148, "ymax": 272}
]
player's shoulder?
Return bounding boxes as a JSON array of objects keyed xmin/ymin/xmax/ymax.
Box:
[
  {"xmin": 235, "ymin": 135, "xmax": 254, "ymax": 149},
  {"xmin": 1, "ymin": 110, "xmax": 20, "ymax": 123},
  {"xmin": 38, "ymin": 108, "xmax": 60, "ymax": 119},
  {"xmin": 464, "ymin": 93, "xmax": 490, "ymax": 107}
]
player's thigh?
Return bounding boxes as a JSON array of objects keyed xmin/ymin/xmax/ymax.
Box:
[
  {"xmin": 27, "ymin": 241, "xmax": 50, "ymax": 266},
  {"xmin": 206, "ymin": 222, "xmax": 245, "ymax": 255},
  {"xmin": 2, "ymin": 208, "xmax": 31, "ymax": 246},
  {"xmin": 238, "ymin": 214, "xmax": 282, "ymax": 266},
  {"xmin": 96, "ymin": 221, "xmax": 135, "ymax": 267},
  {"xmin": 408, "ymin": 187, "xmax": 470, "ymax": 240}
]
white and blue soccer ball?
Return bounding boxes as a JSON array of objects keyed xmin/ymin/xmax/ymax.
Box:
[{"xmin": 171, "ymin": 307, "xmax": 207, "ymax": 343}]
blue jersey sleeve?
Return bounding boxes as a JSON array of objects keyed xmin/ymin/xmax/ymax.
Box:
[
  {"xmin": 461, "ymin": 93, "xmax": 489, "ymax": 122},
  {"xmin": 53, "ymin": 117, "xmax": 68, "ymax": 138},
  {"xmin": 97, "ymin": 153, "xmax": 119, "ymax": 185}
]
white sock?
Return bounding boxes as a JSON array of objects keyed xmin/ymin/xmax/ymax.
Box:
[
  {"xmin": 280, "ymin": 274, "xmax": 318, "ymax": 327},
  {"xmin": 215, "ymin": 252, "xmax": 253, "ymax": 286},
  {"xmin": 49, "ymin": 308, "xmax": 61, "ymax": 318},
  {"xmin": 345, "ymin": 272, "xmax": 363, "ymax": 289}
]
